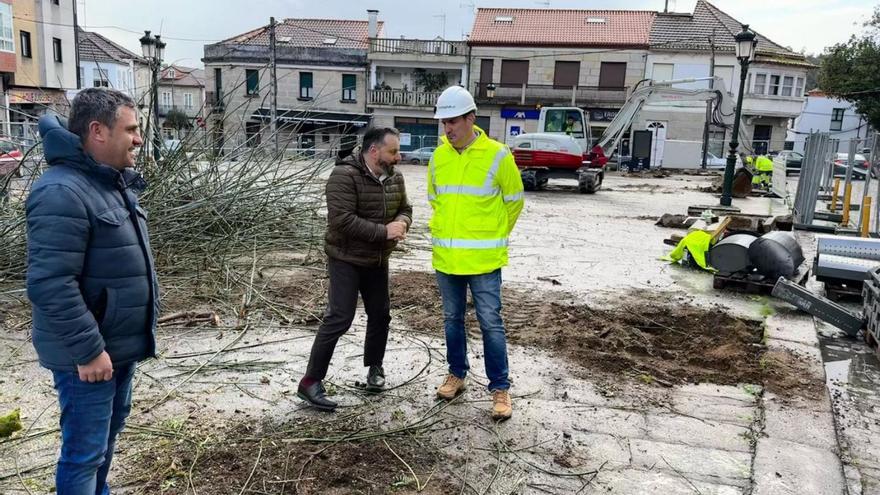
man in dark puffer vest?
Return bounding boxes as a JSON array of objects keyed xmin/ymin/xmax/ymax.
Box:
[
  {"xmin": 297, "ymin": 127, "xmax": 412, "ymax": 411},
  {"xmin": 27, "ymin": 88, "xmax": 158, "ymax": 494}
]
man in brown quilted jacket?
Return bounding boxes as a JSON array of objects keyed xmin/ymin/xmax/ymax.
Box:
[{"xmin": 297, "ymin": 127, "xmax": 413, "ymax": 411}]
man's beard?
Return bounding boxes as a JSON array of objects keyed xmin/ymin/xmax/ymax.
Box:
[{"xmin": 377, "ymin": 158, "xmax": 397, "ymax": 174}]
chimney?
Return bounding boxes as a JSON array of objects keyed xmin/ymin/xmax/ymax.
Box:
[{"xmin": 367, "ymin": 9, "xmax": 379, "ymax": 38}]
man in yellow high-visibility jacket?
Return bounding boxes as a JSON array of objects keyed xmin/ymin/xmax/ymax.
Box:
[
  {"xmin": 752, "ymin": 154, "xmax": 774, "ymax": 188},
  {"xmin": 429, "ymin": 86, "xmax": 525, "ymax": 421}
]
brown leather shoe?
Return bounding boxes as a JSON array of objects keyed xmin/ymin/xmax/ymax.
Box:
[
  {"xmin": 491, "ymin": 390, "xmax": 512, "ymax": 421},
  {"xmin": 436, "ymin": 374, "xmax": 466, "ymax": 400}
]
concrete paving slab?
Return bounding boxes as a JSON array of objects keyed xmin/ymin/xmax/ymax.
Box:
[
  {"xmin": 630, "ymin": 438, "xmax": 752, "ymax": 485},
  {"xmin": 588, "ymin": 467, "xmax": 745, "ymax": 495},
  {"xmin": 763, "ymin": 395, "xmax": 839, "ymax": 450},
  {"xmin": 765, "ymin": 309, "xmax": 822, "ymax": 347},
  {"xmin": 645, "ymin": 413, "xmax": 753, "ymax": 452},
  {"xmin": 752, "ymin": 437, "xmax": 846, "ymax": 495}
]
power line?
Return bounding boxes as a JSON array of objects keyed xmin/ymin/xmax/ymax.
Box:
[{"xmin": 12, "ymin": 15, "xmax": 221, "ymax": 42}]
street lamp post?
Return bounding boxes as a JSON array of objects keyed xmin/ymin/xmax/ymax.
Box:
[
  {"xmin": 720, "ymin": 24, "xmax": 757, "ymax": 207},
  {"xmin": 139, "ymin": 30, "xmax": 166, "ymax": 163}
]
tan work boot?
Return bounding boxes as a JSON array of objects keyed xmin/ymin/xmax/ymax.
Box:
[
  {"xmin": 491, "ymin": 390, "xmax": 512, "ymax": 421},
  {"xmin": 436, "ymin": 374, "xmax": 466, "ymax": 400}
]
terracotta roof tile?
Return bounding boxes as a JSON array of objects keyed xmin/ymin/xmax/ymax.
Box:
[
  {"xmin": 469, "ymin": 8, "xmax": 655, "ymax": 47},
  {"xmin": 220, "ymin": 18, "xmax": 385, "ymax": 50}
]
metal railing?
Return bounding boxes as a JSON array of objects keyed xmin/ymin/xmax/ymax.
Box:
[
  {"xmin": 369, "ymin": 38, "xmax": 467, "ymax": 56},
  {"xmin": 367, "ymin": 89, "xmax": 440, "ymax": 108},
  {"xmin": 474, "ymin": 81, "xmax": 628, "ymax": 106},
  {"xmin": 158, "ymin": 105, "xmax": 200, "ymax": 118}
]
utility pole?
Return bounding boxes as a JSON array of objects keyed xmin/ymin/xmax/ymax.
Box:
[
  {"xmin": 269, "ymin": 17, "xmax": 279, "ymax": 154},
  {"xmin": 700, "ymin": 30, "xmax": 716, "ymax": 169}
]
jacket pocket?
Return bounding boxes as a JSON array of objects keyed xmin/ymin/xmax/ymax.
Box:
[
  {"xmin": 99, "ymin": 287, "xmax": 119, "ymax": 332},
  {"xmin": 96, "ymin": 207, "xmax": 131, "ymax": 226}
]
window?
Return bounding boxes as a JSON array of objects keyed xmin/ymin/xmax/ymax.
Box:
[
  {"xmin": 52, "ymin": 37, "xmax": 62, "ymax": 62},
  {"xmin": 161, "ymin": 91, "xmax": 172, "ymax": 107},
  {"xmin": 20, "ymin": 31, "xmax": 31, "ymax": 58},
  {"xmin": 92, "ymin": 68, "xmax": 109, "ymax": 87},
  {"xmin": 553, "ymin": 61, "xmax": 580, "ymax": 89},
  {"xmin": 245, "ymin": 69, "xmax": 259, "ymax": 95},
  {"xmin": 768, "ymin": 75, "xmax": 780, "ymax": 96},
  {"xmin": 500, "ymin": 59, "xmax": 528, "ymax": 87},
  {"xmin": 782, "ymin": 76, "xmax": 794, "ymax": 97},
  {"xmin": 214, "ymin": 68, "xmax": 222, "ymax": 97},
  {"xmin": 745, "ymin": 73, "xmax": 752, "ymax": 94},
  {"xmin": 831, "ymin": 108, "xmax": 845, "ymax": 131},
  {"xmin": 753, "ymin": 73, "xmax": 766, "ymax": 95},
  {"xmin": 795, "ymin": 77, "xmax": 805, "ymax": 97},
  {"xmin": 245, "ymin": 122, "xmax": 261, "ymax": 147},
  {"xmin": 0, "ymin": 4, "xmax": 13, "ymax": 52},
  {"xmin": 599, "ymin": 62, "xmax": 627, "ymax": 89},
  {"xmin": 52, "ymin": 0, "xmax": 60, "ymax": 5},
  {"xmin": 299, "ymin": 71, "xmax": 313, "ymax": 99},
  {"xmin": 652, "ymin": 63, "xmax": 674, "ymax": 82},
  {"xmin": 342, "ymin": 74, "xmax": 356, "ymax": 102},
  {"xmin": 184, "ymin": 93, "xmax": 193, "ymax": 108},
  {"xmin": 167, "ymin": 68, "xmax": 175, "ymax": 78}
]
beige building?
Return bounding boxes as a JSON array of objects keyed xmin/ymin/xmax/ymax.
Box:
[
  {"xmin": 466, "ymin": 8, "xmax": 655, "ymax": 145},
  {"xmin": 8, "ymin": 0, "xmax": 78, "ymax": 142},
  {"xmin": 157, "ymin": 65, "xmax": 205, "ymax": 139},
  {"xmin": 367, "ymin": 37, "xmax": 468, "ymax": 152},
  {"xmin": 203, "ymin": 13, "xmax": 383, "ymax": 153}
]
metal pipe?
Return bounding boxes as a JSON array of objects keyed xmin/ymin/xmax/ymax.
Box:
[
  {"xmin": 843, "ymin": 183, "xmax": 853, "ymax": 226},
  {"xmin": 862, "ymin": 196, "xmax": 872, "ymax": 237}
]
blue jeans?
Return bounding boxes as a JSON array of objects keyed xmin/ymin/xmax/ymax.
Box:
[
  {"xmin": 52, "ymin": 363, "xmax": 136, "ymax": 495},
  {"xmin": 435, "ymin": 269, "xmax": 510, "ymax": 391}
]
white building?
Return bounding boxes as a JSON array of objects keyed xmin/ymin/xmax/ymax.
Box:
[
  {"xmin": 786, "ymin": 90, "xmax": 874, "ymax": 154},
  {"xmin": 642, "ymin": 0, "xmax": 812, "ymax": 168},
  {"xmin": 77, "ymin": 29, "xmax": 146, "ymax": 101}
]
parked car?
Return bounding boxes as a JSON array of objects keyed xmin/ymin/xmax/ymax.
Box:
[
  {"xmin": 831, "ymin": 152, "xmax": 869, "ymax": 180},
  {"xmin": 0, "ymin": 139, "xmax": 23, "ymax": 177},
  {"xmin": 705, "ymin": 152, "xmax": 743, "ymax": 169},
  {"xmin": 401, "ymin": 146, "xmax": 435, "ymax": 165},
  {"xmin": 776, "ymin": 150, "xmax": 804, "ymax": 174}
]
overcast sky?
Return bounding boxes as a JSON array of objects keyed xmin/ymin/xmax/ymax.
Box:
[{"xmin": 78, "ymin": 0, "xmax": 875, "ymax": 68}]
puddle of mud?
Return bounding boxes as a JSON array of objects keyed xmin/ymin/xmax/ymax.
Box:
[{"xmin": 390, "ymin": 271, "xmax": 824, "ymax": 398}]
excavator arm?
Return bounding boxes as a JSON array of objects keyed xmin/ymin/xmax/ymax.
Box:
[{"xmin": 596, "ymin": 77, "xmax": 738, "ymax": 160}]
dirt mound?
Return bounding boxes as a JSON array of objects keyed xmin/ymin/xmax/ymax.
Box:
[
  {"xmin": 122, "ymin": 418, "xmax": 455, "ymax": 494},
  {"xmin": 390, "ymin": 271, "xmax": 824, "ymax": 398}
]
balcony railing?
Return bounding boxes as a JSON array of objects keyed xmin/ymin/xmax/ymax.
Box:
[
  {"xmin": 368, "ymin": 89, "xmax": 440, "ymax": 108},
  {"xmin": 369, "ymin": 38, "xmax": 466, "ymax": 56},
  {"xmin": 158, "ymin": 105, "xmax": 199, "ymax": 118},
  {"xmin": 473, "ymin": 82, "xmax": 629, "ymax": 106}
]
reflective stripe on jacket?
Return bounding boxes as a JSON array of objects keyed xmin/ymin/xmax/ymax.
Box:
[{"xmin": 427, "ymin": 126, "xmax": 524, "ymax": 275}]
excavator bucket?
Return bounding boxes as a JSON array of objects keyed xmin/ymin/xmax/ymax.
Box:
[{"xmin": 731, "ymin": 168, "xmax": 753, "ymax": 198}]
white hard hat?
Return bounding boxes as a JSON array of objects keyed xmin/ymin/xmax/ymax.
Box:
[{"xmin": 433, "ymin": 85, "xmax": 477, "ymax": 119}]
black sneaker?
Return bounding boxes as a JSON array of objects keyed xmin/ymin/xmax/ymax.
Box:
[
  {"xmin": 366, "ymin": 365, "xmax": 385, "ymax": 392},
  {"xmin": 297, "ymin": 380, "xmax": 337, "ymax": 411}
]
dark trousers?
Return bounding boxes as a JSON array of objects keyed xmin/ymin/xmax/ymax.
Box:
[{"xmin": 305, "ymin": 258, "xmax": 391, "ymax": 380}]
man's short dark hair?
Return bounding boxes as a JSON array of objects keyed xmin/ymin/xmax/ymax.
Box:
[
  {"xmin": 361, "ymin": 127, "xmax": 400, "ymax": 154},
  {"xmin": 68, "ymin": 88, "xmax": 137, "ymax": 141}
]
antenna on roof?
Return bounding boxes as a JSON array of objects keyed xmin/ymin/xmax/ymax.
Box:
[
  {"xmin": 664, "ymin": 0, "xmax": 668, "ymax": 13},
  {"xmin": 433, "ymin": 13, "xmax": 446, "ymax": 39}
]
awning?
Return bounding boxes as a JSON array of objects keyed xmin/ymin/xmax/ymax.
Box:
[{"xmin": 253, "ymin": 108, "xmax": 372, "ymax": 127}]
